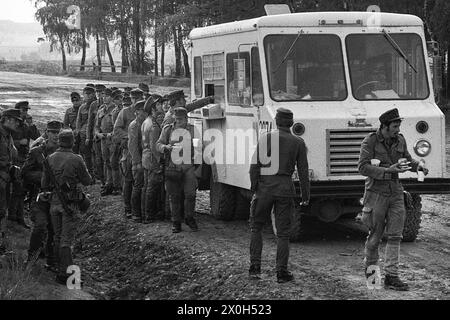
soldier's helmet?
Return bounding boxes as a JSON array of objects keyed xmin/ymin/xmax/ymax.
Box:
[{"xmin": 59, "ymin": 129, "xmax": 74, "ymax": 148}]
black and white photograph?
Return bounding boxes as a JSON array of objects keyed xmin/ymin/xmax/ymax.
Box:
[{"xmin": 0, "ymin": 0, "xmax": 449, "ymax": 305}]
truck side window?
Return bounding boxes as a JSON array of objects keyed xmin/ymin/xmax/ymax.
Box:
[
  {"xmin": 251, "ymin": 47, "xmax": 264, "ymax": 106},
  {"xmin": 227, "ymin": 52, "xmax": 251, "ymax": 106},
  {"xmin": 194, "ymin": 56, "xmax": 202, "ymax": 97}
]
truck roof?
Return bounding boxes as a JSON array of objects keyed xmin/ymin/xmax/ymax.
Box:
[{"xmin": 189, "ymin": 11, "xmax": 423, "ymax": 40}]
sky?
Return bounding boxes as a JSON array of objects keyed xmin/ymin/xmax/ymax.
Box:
[{"xmin": 0, "ymin": 0, "xmax": 37, "ymax": 23}]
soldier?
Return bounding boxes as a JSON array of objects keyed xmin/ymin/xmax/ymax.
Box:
[
  {"xmin": 162, "ymin": 90, "xmax": 214, "ymax": 127},
  {"xmin": 42, "ymin": 129, "xmax": 92, "ymax": 285},
  {"xmin": 111, "ymin": 90, "xmax": 125, "ymax": 190},
  {"xmin": 0, "ymin": 109, "xmax": 20, "ymax": 254},
  {"xmin": 95, "ymin": 89, "xmax": 121, "ymax": 196},
  {"xmin": 64, "ymin": 92, "xmax": 82, "ymax": 153},
  {"xmin": 113, "ymin": 88, "xmax": 143, "ymax": 218},
  {"xmin": 128, "ymin": 100, "xmax": 146, "ymax": 222},
  {"xmin": 157, "ymin": 107, "xmax": 200, "ymax": 233},
  {"xmin": 9, "ymin": 101, "xmax": 40, "ymax": 228},
  {"xmin": 358, "ymin": 108, "xmax": 428, "ymax": 291},
  {"xmin": 23, "ymin": 121, "xmax": 62, "ymax": 270},
  {"xmin": 142, "ymin": 96, "xmax": 165, "ymax": 223},
  {"xmin": 139, "ymin": 83, "xmax": 150, "ymax": 99},
  {"xmin": 76, "ymin": 86, "xmax": 97, "ymax": 180},
  {"xmin": 88, "ymin": 84, "xmax": 106, "ymax": 185},
  {"xmin": 248, "ymin": 108, "xmax": 310, "ymax": 283}
]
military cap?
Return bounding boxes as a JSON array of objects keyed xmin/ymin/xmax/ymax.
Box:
[
  {"xmin": 86, "ymin": 83, "xmax": 95, "ymax": 88},
  {"xmin": 138, "ymin": 83, "xmax": 150, "ymax": 93},
  {"xmin": 123, "ymin": 96, "xmax": 132, "ymax": 106},
  {"xmin": 95, "ymin": 84, "xmax": 106, "ymax": 92},
  {"xmin": 144, "ymin": 96, "xmax": 160, "ymax": 114},
  {"xmin": 379, "ymin": 108, "xmax": 403, "ymax": 125},
  {"xmin": 151, "ymin": 94, "xmax": 163, "ymax": 101},
  {"xmin": 173, "ymin": 107, "xmax": 188, "ymax": 117},
  {"xmin": 70, "ymin": 92, "xmax": 81, "ymax": 99},
  {"xmin": 110, "ymin": 87, "xmax": 118, "ymax": 91},
  {"xmin": 46, "ymin": 120, "xmax": 62, "ymax": 132},
  {"xmin": 83, "ymin": 86, "xmax": 95, "ymax": 94},
  {"xmin": 275, "ymin": 108, "xmax": 293, "ymax": 120},
  {"xmin": 58, "ymin": 129, "xmax": 74, "ymax": 148},
  {"xmin": 15, "ymin": 101, "xmax": 30, "ymax": 110},
  {"xmin": 130, "ymin": 88, "xmax": 144, "ymax": 98},
  {"xmin": 166, "ymin": 90, "xmax": 187, "ymax": 101},
  {"xmin": 112, "ymin": 89, "xmax": 123, "ymax": 100},
  {"xmin": 134, "ymin": 100, "xmax": 145, "ymax": 111},
  {"xmin": 104, "ymin": 88, "xmax": 113, "ymax": 96},
  {"xmin": 1, "ymin": 108, "xmax": 23, "ymax": 121},
  {"xmin": 124, "ymin": 87, "xmax": 132, "ymax": 93}
]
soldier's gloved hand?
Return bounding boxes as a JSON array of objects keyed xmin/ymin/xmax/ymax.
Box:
[{"xmin": 387, "ymin": 163, "xmax": 409, "ymax": 173}]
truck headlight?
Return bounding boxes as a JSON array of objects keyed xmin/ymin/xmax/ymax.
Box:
[{"xmin": 414, "ymin": 140, "xmax": 431, "ymax": 156}]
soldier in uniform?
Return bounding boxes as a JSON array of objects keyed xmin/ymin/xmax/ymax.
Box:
[
  {"xmin": 139, "ymin": 83, "xmax": 150, "ymax": 99},
  {"xmin": 87, "ymin": 84, "xmax": 106, "ymax": 185},
  {"xmin": 142, "ymin": 96, "xmax": 165, "ymax": 223},
  {"xmin": 358, "ymin": 108, "xmax": 428, "ymax": 291},
  {"xmin": 94, "ymin": 88, "xmax": 121, "ymax": 196},
  {"xmin": 128, "ymin": 100, "xmax": 146, "ymax": 222},
  {"xmin": 23, "ymin": 121, "xmax": 62, "ymax": 269},
  {"xmin": 0, "ymin": 109, "xmax": 20, "ymax": 254},
  {"xmin": 157, "ymin": 107, "xmax": 200, "ymax": 233},
  {"xmin": 249, "ymin": 108, "xmax": 310, "ymax": 283},
  {"xmin": 42, "ymin": 129, "xmax": 92, "ymax": 284},
  {"xmin": 111, "ymin": 89, "xmax": 125, "ymax": 190},
  {"xmin": 76, "ymin": 86, "xmax": 97, "ymax": 180},
  {"xmin": 64, "ymin": 92, "xmax": 82, "ymax": 153},
  {"xmin": 113, "ymin": 88, "xmax": 143, "ymax": 218},
  {"xmin": 9, "ymin": 101, "xmax": 40, "ymax": 228}
]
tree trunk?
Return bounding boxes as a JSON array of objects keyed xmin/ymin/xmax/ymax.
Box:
[
  {"xmin": 120, "ymin": 27, "xmax": 130, "ymax": 73},
  {"xmin": 447, "ymin": 46, "xmax": 450, "ymax": 99},
  {"xmin": 179, "ymin": 28, "xmax": 190, "ymax": 78},
  {"xmin": 134, "ymin": 0, "xmax": 141, "ymax": 74},
  {"xmin": 154, "ymin": 33, "xmax": 158, "ymax": 76},
  {"xmin": 141, "ymin": 36, "xmax": 146, "ymax": 73},
  {"xmin": 161, "ymin": 37, "xmax": 165, "ymax": 77},
  {"xmin": 80, "ymin": 29, "xmax": 87, "ymax": 71},
  {"xmin": 104, "ymin": 34, "xmax": 116, "ymax": 73},
  {"xmin": 173, "ymin": 26, "xmax": 181, "ymax": 76},
  {"xmin": 96, "ymin": 33, "xmax": 102, "ymax": 72},
  {"xmin": 59, "ymin": 36, "xmax": 67, "ymax": 72}
]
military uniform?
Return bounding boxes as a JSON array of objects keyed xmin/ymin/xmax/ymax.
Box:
[
  {"xmin": 41, "ymin": 130, "xmax": 92, "ymax": 284},
  {"xmin": 64, "ymin": 92, "xmax": 82, "ymax": 153},
  {"xmin": 76, "ymin": 87, "xmax": 96, "ymax": 177},
  {"xmin": 156, "ymin": 107, "xmax": 200, "ymax": 233},
  {"xmin": 111, "ymin": 91, "xmax": 126, "ymax": 189},
  {"xmin": 23, "ymin": 121, "xmax": 61, "ymax": 267},
  {"xmin": 162, "ymin": 92, "xmax": 213, "ymax": 127},
  {"xmin": 358, "ymin": 108, "xmax": 420, "ymax": 289},
  {"xmin": 0, "ymin": 109, "xmax": 20, "ymax": 252},
  {"xmin": 249, "ymin": 108, "xmax": 310, "ymax": 283}
]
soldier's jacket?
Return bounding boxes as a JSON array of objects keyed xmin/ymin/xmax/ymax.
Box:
[
  {"xmin": 249, "ymin": 128, "xmax": 310, "ymax": 199},
  {"xmin": 0, "ymin": 123, "xmax": 17, "ymax": 183},
  {"xmin": 128, "ymin": 118, "xmax": 144, "ymax": 168},
  {"xmin": 162, "ymin": 97, "xmax": 213, "ymax": 127},
  {"xmin": 76, "ymin": 98, "xmax": 96, "ymax": 139},
  {"xmin": 156, "ymin": 122, "xmax": 198, "ymax": 167},
  {"xmin": 94, "ymin": 103, "xmax": 116, "ymax": 136},
  {"xmin": 41, "ymin": 147, "xmax": 92, "ymax": 191},
  {"xmin": 63, "ymin": 106, "xmax": 80, "ymax": 130},
  {"xmin": 21, "ymin": 140, "xmax": 58, "ymax": 186},
  {"xmin": 87, "ymin": 98, "xmax": 103, "ymax": 141},
  {"xmin": 11, "ymin": 121, "xmax": 40, "ymax": 163},
  {"xmin": 141, "ymin": 113, "xmax": 164, "ymax": 170},
  {"xmin": 111, "ymin": 104, "xmax": 123, "ymax": 144},
  {"xmin": 358, "ymin": 129, "xmax": 419, "ymax": 195},
  {"xmin": 113, "ymin": 105, "xmax": 135, "ymax": 145}
]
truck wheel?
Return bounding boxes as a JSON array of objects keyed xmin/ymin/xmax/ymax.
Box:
[
  {"xmin": 210, "ymin": 176, "xmax": 236, "ymax": 221},
  {"xmin": 402, "ymin": 193, "xmax": 422, "ymax": 242}
]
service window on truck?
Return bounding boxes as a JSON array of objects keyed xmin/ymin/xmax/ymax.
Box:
[
  {"xmin": 264, "ymin": 34, "xmax": 347, "ymax": 101},
  {"xmin": 346, "ymin": 33, "xmax": 429, "ymax": 100}
]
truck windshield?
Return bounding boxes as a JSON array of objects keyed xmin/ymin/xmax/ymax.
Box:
[
  {"xmin": 346, "ymin": 33, "xmax": 429, "ymax": 100},
  {"xmin": 264, "ymin": 34, "xmax": 347, "ymax": 101}
]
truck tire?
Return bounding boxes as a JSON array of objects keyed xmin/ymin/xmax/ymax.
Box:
[
  {"xmin": 210, "ymin": 176, "xmax": 236, "ymax": 221},
  {"xmin": 402, "ymin": 193, "xmax": 422, "ymax": 242}
]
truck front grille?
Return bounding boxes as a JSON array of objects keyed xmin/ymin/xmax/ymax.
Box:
[{"xmin": 327, "ymin": 129, "xmax": 376, "ymax": 176}]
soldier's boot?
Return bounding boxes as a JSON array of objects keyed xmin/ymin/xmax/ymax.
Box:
[
  {"xmin": 277, "ymin": 270, "xmax": 294, "ymax": 284},
  {"xmin": 55, "ymin": 247, "xmax": 73, "ymax": 285},
  {"xmin": 170, "ymin": 196, "xmax": 182, "ymax": 233},
  {"xmin": 26, "ymin": 230, "xmax": 45, "ymax": 264},
  {"xmin": 249, "ymin": 264, "xmax": 261, "ymax": 280},
  {"xmin": 384, "ymin": 275, "xmax": 409, "ymax": 291}
]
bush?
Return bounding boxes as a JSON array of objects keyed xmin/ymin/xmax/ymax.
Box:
[{"xmin": 35, "ymin": 61, "xmax": 62, "ymax": 75}]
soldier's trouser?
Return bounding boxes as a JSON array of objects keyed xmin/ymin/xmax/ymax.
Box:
[
  {"xmin": 101, "ymin": 138, "xmax": 114, "ymax": 187},
  {"xmin": 8, "ymin": 179, "xmax": 25, "ymax": 221},
  {"xmin": 93, "ymin": 139, "xmax": 104, "ymax": 184},
  {"xmin": 73, "ymin": 134, "xmax": 81, "ymax": 154},
  {"xmin": 249, "ymin": 192, "xmax": 293, "ymax": 272},
  {"xmin": 50, "ymin": 199, "xmax": 80, "ymax": 277},
  {"xmin": 111, "ymin": 142, "xmax": 122, "ymax": 189},
  {"xmin": 131, "ymin": 168, "xmax": 145, "ymax": 219},
  {"xmin": 143, "ymin": 168, "xmax": 164, "ymax": 220},
  {"xmin": 28, "ymin": 198, "xmax": 54, "ymax": 264},
  {"xmin": 362, "ymin": 190, "xmax": 405, "ymax": 277},
  {"xmin": 79, "ymin": 137, "xmax": 93, "ymax": 176},
  {"xmin": 121, "ymin": 152, "xmax": 133, "ymax": 215},
  {"xmin": 0, "ymin": 180, "xmax": 8, "ymax": 246},
  {"xmin": 165, "ymin": 166, "xmax": 197, "ymax": 224}
]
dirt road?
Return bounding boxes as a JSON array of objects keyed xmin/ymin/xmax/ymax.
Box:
[{"xmin": 1, "ymin": 71, "xmax": 449, "ymax": 300}]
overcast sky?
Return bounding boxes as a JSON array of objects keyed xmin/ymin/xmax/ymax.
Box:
[{"xmin": 0, "ymin": 0, "xmax": 37, "ymax": 23}]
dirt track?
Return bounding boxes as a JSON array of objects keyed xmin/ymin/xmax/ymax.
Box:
[{"xmin": 1, "ymin": 71, "xmax": 449, "ymax": 300}]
